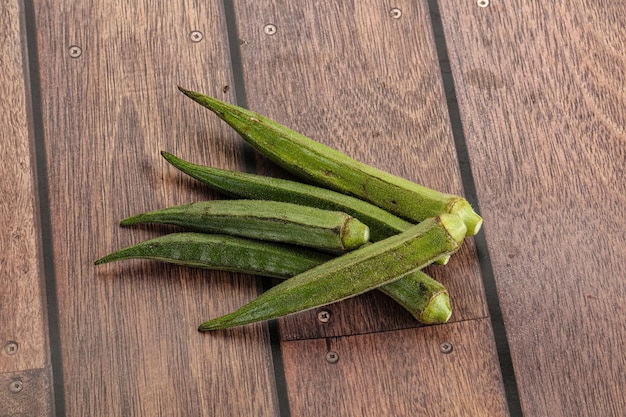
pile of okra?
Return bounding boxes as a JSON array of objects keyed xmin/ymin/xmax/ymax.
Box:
[{"xmin": 95, "ymin": 87, "xmax": 483, "ymax": 331}]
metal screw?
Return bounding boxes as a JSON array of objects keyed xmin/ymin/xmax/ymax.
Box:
[
  {"xmin": 317, "ymin": 310, "xmax": 331, "ymax": 323},
  {"xmin": 325, "ymin": 351, "xmax": 339, "ymax": 364},
  {"xmin": 264, "ymin": 24, "xmax": 277, "ymax": 36},
  {"xmin": 190, "ymin": 30, "xmax": 203, "ymax": 42},
  {"xmin": 9, "ymin": 380, "xmax": 23, "ymax": 393},
  {"xmin": 4, "ymin": 341, "xmax": 18, "ymax": 355},
  {"xmin": 68, "ymin": 45, "xmax": 82, "ymax": 58},
  {"xmin": 439, "ymin": 342, "xmax": 453, "ymax": 354},
  {"xmin": 390, "ymin": 8, "xmax": 402, "ymax": 19},
  {"xmin": 477, "ymin": 0, "xmax": 490, "ymax": 7}
]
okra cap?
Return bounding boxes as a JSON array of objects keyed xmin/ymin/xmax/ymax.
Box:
[
  {"xmin": 419, "ymin": 291, "xmax": 452, "ymax": 324},
  {"xmin": 450, "ymin": 199, "xmax": 483, "ymax": 236},
  {"xmin": 341, "ymin": 218, "xmax": 370, "ymax": 251},
  {"xmin": 438, "ymin": 213, "xmax": 467, "ymax": 245}
]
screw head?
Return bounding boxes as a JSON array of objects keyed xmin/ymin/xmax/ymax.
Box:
[
  {"xmin": 9, "ymin": 380, "xmax": 23, "ymax": 393},
  {"xmin": 68, "ymin": 45, "xmax": 82, "ymax": 58},
  {"xmin": 4, "ymin": 341, "xmax": 18, "ymax": 355},
  {"xmin": 439, "ymin": 342, "xmax": 453, "ymax": 354},
  {"xmin": 190, "ymin": 30, "xmax": 204, "ymax": 42},
  {"xmin": 390, "ymin": 8, "xmax": 402, "ymax": 19},
  {"xmin": 325, "ymin": 351, "xmax": 339, "ymax": 364},
  {"xmin": 264, "ymin": 24, "xmax": 277, "ymax": 36},
  {"xmin": 317, "ymin": 309, "xmax": 331, "ymax": 323},
  {"xmin": 477, "ymin": 0, "xmax": 490, "ymax": 7}
]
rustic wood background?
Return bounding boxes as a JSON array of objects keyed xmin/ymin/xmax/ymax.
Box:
[{"xmin": 1, "ymin": 1, "xmax": 624, "ymax": 416}]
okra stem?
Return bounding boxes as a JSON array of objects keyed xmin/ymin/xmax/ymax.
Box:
[
  {"xmin": 120, "ymin": 200, "xmax": 369, "ymax": 252},
  {"xmin": 178, "ymin": 87, "xmax": 483, "ymax": 236},
  {"xmin": 199, "ymin": 214, "xmax": 466, "ymax": 331}
]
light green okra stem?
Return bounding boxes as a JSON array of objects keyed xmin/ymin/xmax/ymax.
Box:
[
  {"xmin": 94, "ymin": 232, "xmax": 452, "ymax": 324},
  {"xmin": 178, "ymin": 87, "xmax": 483, "ymax": 236},
  {"xmin": 120, "ymin": 200, "xmax": 369, "ymax": 252},
  {"xmin": 199, "ymin": 214, "xmax": 466, "ymax": 331}
]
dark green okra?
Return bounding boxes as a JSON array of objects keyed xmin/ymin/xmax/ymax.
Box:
[
  {"xmin": 120, "ymin": 200, "xmax": 369, "ymax": 252},
  {"xmin": 160, "ymin": 151, "xmax": 449, "ymax": 264},
  {"xmin": 199, "ymin": 213, "xmax": 466, "ymax": 331},
  {"xmin": 94, "ymin": 232, "xmax": 452, "ymax": 324},
  {"xmin": 161, "ymin": 151, "xmax": 411, "ymax": 242},
  {"xmin": 94, "ymin": 233, "xmax": 332, "ymax": 278},
  {"xmin": 178, "ymin": 87, "xmax": 483, "ymax": 236}
]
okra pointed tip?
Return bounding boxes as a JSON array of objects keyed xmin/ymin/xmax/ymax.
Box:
[
  {"xmin": 160, "ymin": 150, "xmax": 182, "ymax": 166},
  {"xmin": 177, "ymin": 85, "xmax": 191, "ymax": 95},
  {"xmin": 198, "ymin": 320, "xmax": 225, "ymax": 332},
  {"xmin": 419, "ymin": 291, "xmax": 452, "ymax": 324},
  {"xmin": 119, "ymin": 216, "xmax": 138, "ymax": 227},
  {"xmin": 177, "ymin": 86, "xmax": 211, "ymax": 106}
]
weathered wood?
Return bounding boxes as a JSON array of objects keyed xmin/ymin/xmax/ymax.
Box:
[
  {"xmin": 440, "ymin": 1, "xmax": 626, "ymax": 416},
  {"xmin": 0, "ymin": 368, "xmax": 52, "ymax": 417},
  {"xmin": 34, "ymin": 2, "xmax": 278, "ymax": 416},
  {"xmin": 0, "ymin": 0, "xmax": 48, "ymax": 376},
  {"xmin": 282, "ymin": 319, "xmax": 509, "ymax": 417},
  {"xmin": 233, "ymin": 0, "xmax": 488, "ymax": 339}
]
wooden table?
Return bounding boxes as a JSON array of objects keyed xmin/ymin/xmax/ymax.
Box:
[{"xmin": 2, "ymin": 1, "xmax": 625, "ymax": 416}]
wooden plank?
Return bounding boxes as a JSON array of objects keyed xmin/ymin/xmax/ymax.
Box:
[
  {"xmin": 0, "ymin": 0, "xmax": 48, "ymax": 375},
  {"xmin": 34, "ymin": 2, "xmax": 278, "ymax": 416},
  {"xmin": 282, "ymin": 318, "xmax": 509, "ymax": 416},
  {"xmin": 0, "ymin": 368, "xmax": 52, "ymax": 417},
  {"xmin": 0, "ymin": 2, "xmax": 54, "ymax": 414},
  {"xmin": 233, "ymin": 0, "xmax": 488, "ymax": 339},
  {"xmin": 440, "ymin": 1, "xmax": 626, "ymax": 416}
]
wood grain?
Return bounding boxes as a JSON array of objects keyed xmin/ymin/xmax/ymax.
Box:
[
  {"xmin": 0, "ymin": 368, "xmax": 52, "ymax": 417},
  {"xmin": 0, "ymin": 0, "xmax": 48, "ymax": 374},
  {"xmin": 440, "ymin": 1, "xmax": 626, "ymax": 416},
  {"xmin": 233, "ymin": 0, "xmax": 488, "ymax": 339},
  {"xmin": 282, "ymin": 318, "xmax": 509, "ymax": 417},
  {"xmin": 34, "ymin": 2, "xmax": 278, "ymax": 416}
]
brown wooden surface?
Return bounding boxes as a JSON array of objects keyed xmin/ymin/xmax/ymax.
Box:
[
  {"xmin": 4, "ymin": 0, "xmax": 626, "ymax": 416},
  {"xmin": 0, "ymin": 0, "xmax": 52, "ymax": 415},
  {"xmin": 33, "ymin": 1, "xmax": 277, "ymax": 416},
  {"xmin": 440, "ymin": 1, "xmax": 626, "ymax": 416},
  {"xmin": 282, "ymin": 319, "xmax": 508, "ymax": 417},
  {"xmin": 233, "ymin": 0, "xmax": 488, "ymax": 340}
]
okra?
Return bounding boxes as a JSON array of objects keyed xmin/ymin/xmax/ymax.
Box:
[
  {"xmin": 94, "ymin": 233, "xmax": 331, "ymax": 278},
  {"xmin": 199, "ymin": 213, "xmax": 466, "ymax": 331},
  {"xmin": 160, "ymin": 151, "xmax": 450, "ymax": 264},
  {"xmin": 120, "ymin": 200, "xmax": 369, "ymax": 252},
  {"xmin": 178, "ymin": 87, "xmax": 483, "ymax": 236},
  {"xmin": 94, "ymin": 232, "xmax": 451, "ymax": 324},
  {"xmin": 161, "ymin": 151, "xmax": 411, "ymax": 242}
]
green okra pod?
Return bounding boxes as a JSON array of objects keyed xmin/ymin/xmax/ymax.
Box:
[
  {"xmin": 94, "ymin": 232, "xmax": 451, "ymax": 324},
  {"xmin": 199, "ymin": 213, "xmax": 466, "ymax": 331},
  {"xmin": 178, "ymin": 87, "xmax": 483, "ymax": 236},
  {"xmin": 120, "ymin": 200, "xmax": 369, "ymax": 252},
  {"xmin": 94, "ymin": 233, "xmax": 331, "ymax": 278},
  {"xmin": 161, "ymin": 151, "xmax": 411, "ymax": 242},
  {"xmin": 161, "ymin": 151, "xmax": 450, "ymax": 265}
]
